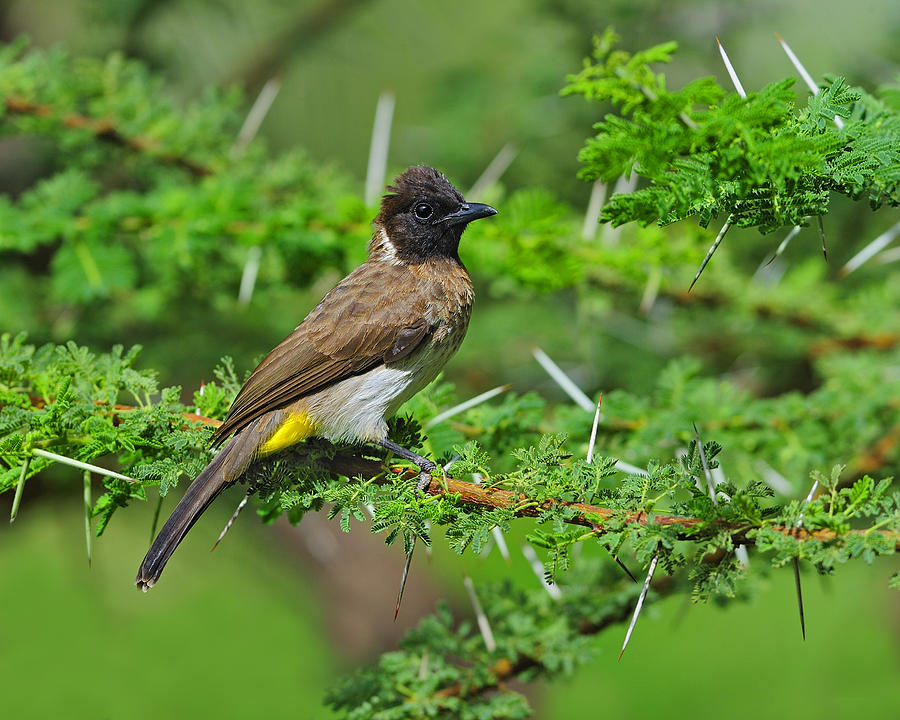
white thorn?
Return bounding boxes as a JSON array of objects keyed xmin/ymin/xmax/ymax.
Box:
[
  {"xmin": 365, "ymin": 91, "xmax": 395, "ymax": 206},
  {"xmin": 614, "ymin": 459, "xmax": 649, "ymax": 477},
  {"xmin": 841, "ymin": 219, "xmax": 900, "ymax": 275},
  {"xmin": 582, "ymin": 179, "xmax": 608, "ymax": 240},
  {"xmin": 754, "ymin": 459, "xmax": 794, "ymax": 496},
  {"xmin": 604, "ymin": 174, "xmax": 638, "ymax": 245},
  {"xmin": 754, "ymin": 224, "xmax": 803, "ymax": 278},
  {"xmin": 532, "ymin": 347, "xmax": 594, "ymax": 412},
  {"xmin": 463, "ymin": 575, "xmax": 497, "ymax": 652},
  {"xmin": 716, "ymin": 37, "xmax": 746, "ymax": 98},
  {"xmin": 467, "ymin": 142, "xmax": 519, "ymax": 198},
  {"xmin": 238, "ymin": 245, "xmax": 262, "ymax": 306},
  {"xmin": 425, "ymin": 385, "xmax": 511, "ymax": 428},
  {"xmin": 297, "ymin": 521, "xmax": 340, "ymax": 564},
  {"xmin": 796, "ymin": 478, "xmax": 820, "ymax": 528},
  {"xmin": 233, "ymin": 77, "xmax": 282, "ymax": 156},
  {"xmin": 639, "ymin": 266, "xmax": 662, "ymax": 314},
  {"xmin": 32, "ymin": 448, "xmax": 135, "ymax": 483},
  {"xmin": 213, "ymin": 494, "xmax": 251, "ymax": 550},
  {"xmin": 83, "ymin": 470, "xmax": 92, "ymax": 567},
  {"xmin": 619, "ymin": 552, "xmax": 659, "ymax": 659},
  {"xmin": 693, "ymin": 423, "xmax": 717, "ymax": 503},
  {"xmin": 521, "ymin": 543, "xmax": 562, "ymax": 600},
  {"xmin": 775, "ymin": 33, "xmax": 844, "ymax": 128},
  {"xmin": 586, "ymin": 396, "xmax": 603, "ymax": 464},
  {"xmin": 690, "ymin": 216, "xmax": 732, "ymax": 291},
  {"xmin": 491, "ymin": 527, "xmax": 511, "ymax": 564},
  {"xmin": 394, "ymin": 542, "xmax": 415, "ymax": 621},
  {"xmin": 875, "ymin": 245, "xmax": 900, "ymax": 265}
]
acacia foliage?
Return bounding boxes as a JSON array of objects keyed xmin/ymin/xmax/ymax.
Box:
[
  {"xmin": 564, "ymin": 29, "xmax": 900, "ymax": 232},
  {"xmin": 1, "ymin": 33, "xmax": 900, "ymax": 720},
  {"xmin": 2, "ymin": 328, "xmax": 899, "ymax": 718},
  {"xmin": 0, "ymin": 40, "xmax": 369, "ymax": 341}
]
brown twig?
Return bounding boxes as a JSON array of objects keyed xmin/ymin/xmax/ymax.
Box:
[
  {"xmin": 587, "ymin": 273, "xmax": 900, "ymax": 354},
  {"xmin": 414, "ymin": 475, "xmax": 900, "ymax": 552},
  {"xmin": 4, "ymin": 97, "xmax": 213, "ymax": 178},
  {"xmin": 25, "ymin": 395, "xmax": 223, "ymax": 429},
  {"xmin": 102, "ymin": 401, "xmax": 223, "ymax": 429},
  {"xmin": 587, "ymin": 274, "xmax": 828, "ymax": 332},
  {"xmin": 809, "ymin": 334, "xmax": 900, "ymax": 355}
]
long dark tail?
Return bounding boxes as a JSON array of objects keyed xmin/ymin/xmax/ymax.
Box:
[{"xmin": 136, "ymin": 438, "xmax": 238, "ymax": 591}]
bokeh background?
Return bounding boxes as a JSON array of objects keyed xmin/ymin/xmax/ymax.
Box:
[{"xmin": 2, "ymin": 1, "xmax": 899, "ymax": 717}]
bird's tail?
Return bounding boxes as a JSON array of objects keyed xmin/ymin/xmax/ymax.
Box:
[{"xmin": 135, "ymin": 439, "xmax": 236, "ymax": 591}]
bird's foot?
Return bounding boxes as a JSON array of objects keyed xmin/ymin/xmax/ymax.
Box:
[{"xmin": 377, "ymin": 438, "xmax": 440, "ymax": 498}]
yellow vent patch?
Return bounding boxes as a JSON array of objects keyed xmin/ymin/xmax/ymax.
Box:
[{"xmin": 259, "ymin": 412, "xmax": 318, "ymax": 456}]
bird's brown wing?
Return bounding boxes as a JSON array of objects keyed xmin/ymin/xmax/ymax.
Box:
[{"xmin": 210, "ymin": 263, "xmax": 430, "ymax": 447}]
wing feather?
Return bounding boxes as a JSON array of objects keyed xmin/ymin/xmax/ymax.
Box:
[{"xmin": 211, "ymin": 263, "xmax": 430, "ymax": 446}]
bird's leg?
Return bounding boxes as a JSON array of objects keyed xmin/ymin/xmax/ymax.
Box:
[
  {"xmin": 378, "ymin": 438, "xmax": 434, "ymax": 620},
  {"xmin": 379, "ymin": 439, "xmax": 436, "ymax": 494}
]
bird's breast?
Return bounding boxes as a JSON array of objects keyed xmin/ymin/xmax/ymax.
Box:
[
  {"xmin": 300, "ymin": 260, "xmax": 473, "ymax": 443},
  {"xmin": 412, "ymin": 258, "xmax": 474, "ymax": 339}
]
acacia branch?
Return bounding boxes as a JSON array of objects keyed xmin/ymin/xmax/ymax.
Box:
[
  {"xmin": 415, "ymin": 474, "xmax": 900, "ymax": 552},
  {"xmin": 16, "ymin": 395, "xmax": 900, "ymax": 550},
  {"xmin": 587, "ymin": 273, "xmax": 900, "ymax": 354},
  {"xmin": 4, "ymin": 97, "xmax": 213, "ymax": 177},
  {"xmin": 271, "ymin": 441, "xmax": 900, "ymax": 552},
  {"xmin": 27, "ymin": 395, "xmax": 222, "ymax": 429}
]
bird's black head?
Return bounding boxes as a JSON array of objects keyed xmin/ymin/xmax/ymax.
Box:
[{"xmin": 371, "ymin": 166, "xmax": 497, "ymax": 264}]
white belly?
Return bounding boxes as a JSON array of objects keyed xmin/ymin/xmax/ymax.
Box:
[{"xmin": 301, "ymin": 338, "xmax": 458, "ymax": 443}]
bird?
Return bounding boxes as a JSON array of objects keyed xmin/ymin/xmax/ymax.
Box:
[{"xmin": 135, "ymin": 166, "xmax": 497, "ymax": 590}]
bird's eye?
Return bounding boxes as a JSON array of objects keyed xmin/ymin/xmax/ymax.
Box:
[{"xmin": 413, "ymin": 202, "xmax": 433, "ymax": 221}]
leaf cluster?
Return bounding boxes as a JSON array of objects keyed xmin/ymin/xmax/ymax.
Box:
[
  {"xmin": 2, "ymin": 325, "xmax": 898, "ymax": 718},
  {"xmin": 565, "ymin": 30, "xmax": 900, "ymax": 233},
  {"xmin": 2, "ymin": 32, "xmax": 900, "ymax": 720},
  {"xmin": 325, "ymin": 557, "xmax": 659, "ymax": 720},
  {"xmin": 0, "ymin": 40, "xmax": 369, "ymax": 344},
  {"xmin": 0, "ymin": 332, "xmax": 220, "ymax": 533}
]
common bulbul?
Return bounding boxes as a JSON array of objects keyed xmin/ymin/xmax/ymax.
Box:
[{"xmin": 135, "ymin": 166, "xmax": 497, "ymax": 589}]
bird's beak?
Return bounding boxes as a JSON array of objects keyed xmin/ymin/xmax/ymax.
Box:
[{"xmin": 440, "ymin": 202, "xmax": 498, "ymax": 227}]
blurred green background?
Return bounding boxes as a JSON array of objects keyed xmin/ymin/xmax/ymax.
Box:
[{"xmin": 2, "ymin": 0, "xmax": 899, "ymax": 717}]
